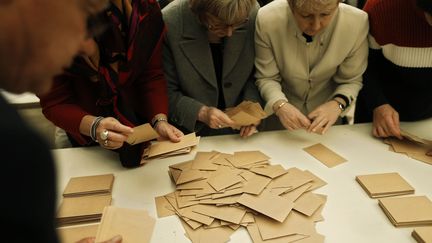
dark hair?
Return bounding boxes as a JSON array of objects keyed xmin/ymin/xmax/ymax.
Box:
[{"xmin": 417, "ymin": 0, "xmax": 432, "ymax": 15}]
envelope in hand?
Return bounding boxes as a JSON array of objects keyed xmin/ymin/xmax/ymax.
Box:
[{"xmin": 126, "ymin": 123, "xmax": 159, "ymax": 145}]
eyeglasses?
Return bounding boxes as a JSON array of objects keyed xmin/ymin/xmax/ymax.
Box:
[{"xmin": 203, "ymin": 14, "xmax": 249, "ymax": 32}]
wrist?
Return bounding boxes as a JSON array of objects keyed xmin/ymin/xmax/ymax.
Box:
[
  {"xmin": 151, "ymin": 114, "xmax": 168, "ymax": 128},
  {"xmin": 273, "ymin": 100, "xmax": 288, "ymax": 114},
  {"xmin": 90, "ymin": 116, "xmax": 104, "ymax": 141},
  {"xmin": 197, "ymin": 106, "xmax": 209, "ymax": 122},
  {"xmin": 332, "ymin": 98, "xmax": 346, "ymax": 112}
]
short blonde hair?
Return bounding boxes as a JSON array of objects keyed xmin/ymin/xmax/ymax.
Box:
[
  {"xmin": 189, "ymin": 0, "xmax": 255, "ymax": 24},
  {"xmin": 288, "ymin": 0, "xmax": 340, "ymax": 12}
]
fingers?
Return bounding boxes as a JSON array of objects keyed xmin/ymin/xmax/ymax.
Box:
[
  {"xmin": 96, "ymin": 117, "xmax": 132, "ymax": 150},
  {"xmin": 426, "ymin": 150, "xmax": 432, "ymax": 156},
  {"xmin": 100, "ymin": 235, "xmax": 122, "ymax": 243},
  {"xmin": 207, "ymin": 108, "xmax": 234, "ymax": 129},
  {"xmin": 154, "ymin": 121, "xmax": 184, "ymax": 142},
  {"xmin": 76, "ymin": 237, "xmax": 95, "ymax": 243},
  {"xmin": 308, "ymin": 117, "xmax": 328, "ymax": 133},
  {"xmin": 240, "ymin": 125, "xmax": 258, "ymax": 137}
]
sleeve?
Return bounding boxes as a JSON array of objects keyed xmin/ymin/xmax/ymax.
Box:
[
  {"xmin": 254, "ymin": 10, "xmax": 288, "ymax": 115},
  {"xmin": 331, "ymin": 13, "xmax": 369, "ymax": 116},
  {"xmin": 39, "ymin": 72, "xmax": 92, "ymax": 145},
  {"xmin": 357, "ymin": 35, "xmax": 388, "ymax": 111},
  {"xmin": 135, "ymin": 3, "xmax": 169, "ymax": 122},
  {"xmin": 240, "ymin": 4, "xmax": 264, "ymax": 106}
]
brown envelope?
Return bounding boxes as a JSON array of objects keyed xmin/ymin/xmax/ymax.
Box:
[
  {"xmin": 379, "ymin": 196, "xmax": 432, "ymax": 227},
  {"xmin": 356, "ymin": 172, "xmax": 415, "ymax": 198},
  {"xmin": 303, "ymin": 143, "xmax": 347, "ymax": 168},
  {"xmin": 95, "ymin": 206, "xmax": 156, "ymax": 243},
  {"xmin": 63, "ymin": 174, "xmax": 114, "ymax": 197},
  {"xmin": 412, "ymin": 227, "xmax": 432, "ymax": 243},
  {"xmin": 57, "ymin": 224, "xmax": 99, "ymax": 243},
  {"xmin": 126, "ymin": 123, "xmax": 159, "ymax": 145},
  {"xmin": 144, "ymin": 133, "xmax": 199, "ymax": 158}
]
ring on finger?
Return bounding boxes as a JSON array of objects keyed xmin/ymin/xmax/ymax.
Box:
[
  {"xmin": 218, "ymin": 125, "xmax": 222, "ymax": 129},
  {"xmin": 103, "ymin": 139, "xmax": 109, "ymax": 146},
  {"xmin": 100, "ymin": 130, "xmax": 109, "ymax": 141}
]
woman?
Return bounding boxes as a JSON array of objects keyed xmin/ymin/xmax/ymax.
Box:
[
  {"xmin": 162, "ymin": 0, "xmax": 262, "ymax": 137},
  {"xmin": 39, "ymin": 0, "xmax": 183, "ymax": 167},
  {"xmin": 354, "ymin": 0, "xmax": 432, "ymax": 140},
  {"xmin": 255, "ymin": 0, "xmax": 368, "ymax": 134}
]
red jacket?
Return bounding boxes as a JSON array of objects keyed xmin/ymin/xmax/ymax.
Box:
[{"xmin": 39, "ymin": 0, "xmax": 168, "ymax": 167}]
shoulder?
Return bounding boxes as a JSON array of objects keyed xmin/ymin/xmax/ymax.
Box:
[
  {"xmin": 256, "ymin": 0, "xmax": 289, "ymax": 30},
  {"xmin": 162, "ymin": 0, "xmax": 185, "ymax": 23},
  {"xmin": 338, "ymin": 3, "xmax": 368, "ymax": 25}
]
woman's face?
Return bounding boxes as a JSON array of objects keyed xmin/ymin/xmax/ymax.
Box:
[
  {"xmin": 290, "ymin": 0, "xmax": 339, "ymax": 36},
  {"xmin": 203, "ymin": 12, "xmax": 249, "ymax": 38}
]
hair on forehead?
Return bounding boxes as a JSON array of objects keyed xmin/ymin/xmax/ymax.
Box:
[
  {"xmin": 289, "ymin": 0, "xmax": 339, "ymax": 12},
  {"xmin": 189, "ymin": 0, "xmax": 255, "ymax": 24}
]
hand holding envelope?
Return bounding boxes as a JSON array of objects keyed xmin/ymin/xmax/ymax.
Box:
[{"xmin": 224, "ymin": 101, "xmax": 267, "ymax": 130}]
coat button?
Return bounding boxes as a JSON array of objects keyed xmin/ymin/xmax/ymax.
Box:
[{"xmin": 224, "ymin": 82, "xmax": 232, "ymax": 88}]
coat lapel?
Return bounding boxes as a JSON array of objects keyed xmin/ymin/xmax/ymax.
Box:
[
  {"xmin": 222, "ymin": 28, "xmax": 247, "ymax": 79},
  {"xmin": 179, "ymin": 3, "xmax": 217, "ymax": 88}
]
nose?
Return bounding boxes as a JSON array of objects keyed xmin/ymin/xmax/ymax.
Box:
[
  {"xmin": 78, "ymin": 38, "xmax": 97, "ymax": 56},
  {"xmin": 310, "ymin": 17, "xmax": 321, "ymax": 33}
]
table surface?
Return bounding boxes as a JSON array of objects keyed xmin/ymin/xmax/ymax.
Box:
[
  {"xmin": 1, "ymin": 90, "xmax": 39, "ymax": 108},
  {"xmin": 53, "ymin": 120, "xmax": 432, "ymax": 243}
]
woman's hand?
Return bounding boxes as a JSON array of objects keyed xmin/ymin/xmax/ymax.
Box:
[
  {"xmin": 275, "ymin": 102, "xmax": 311, "ymax": 131},
  {"xmin": 96, "ymin": 117, "xmax": 133, "ymax": 150},
  {"xmin": 307, "ymin": 100, "xmax": 341, "ymax": 134},
  {"xmin": 76, "ymin": 235, "xmax": 122, "ymax": 243},
  {"xmin": 198, "ymin": 106, "xmax": 234, "ymax": 129},
  {"xmin": 154, "ymin": 121, "xmax": 184, "ymax": 142},
  {"xmin": 239, "ymin": 124, "xmax": 258, "ymax": 137},
  {"xmin": 372, "ymin": 104, "xmax": 402, "ymax": 139}
]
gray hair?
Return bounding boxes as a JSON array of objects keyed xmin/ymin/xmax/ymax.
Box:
[
  {"xmin": 189, "ymin": 0, "xmax": 255, "ymax": 24},
  {"xmin": 288, "ymin": 0, "xmax": 340, "ymax": 12}
]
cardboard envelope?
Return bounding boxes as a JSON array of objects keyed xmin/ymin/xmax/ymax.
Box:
[{"xmin": 126, "ymin": 123, "xmax": 159, "ymax": 145}]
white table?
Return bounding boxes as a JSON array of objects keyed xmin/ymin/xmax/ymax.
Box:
[
  {"xmin": 53, "ymin": 120, "xmax": 432, "ymax": 243},
  {"xmin": 1, "ymin": 90, "xmax": 39, "ymax": 108}
]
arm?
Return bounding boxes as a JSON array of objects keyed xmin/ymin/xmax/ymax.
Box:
[{"xmin": 255, "ymin": 10, "xmax": 310, "ymax": 130}]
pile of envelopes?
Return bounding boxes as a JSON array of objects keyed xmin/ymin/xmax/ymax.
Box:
[
  {"xmin": 225, "ymin": 101, "xmax": 267, "ymax": 129},
  {"xmin": 378, "ymin": 196, "xmax": 432, "ymax": 227},
  {"xmin": 57, "ymin": 174, "xmax": 114, "ymax": 226},
  {"xmin": 384, "ymin": 130, "xmax": 432, "ymax": 165},
  {"xmin": 412, "ymin": 226, "xmax": 432, "ymax": 243},
  {"xmin": 155, "ymin": 150, "xmax": 327, "ymax": 243},
  {"xmin": 142, "ymin": 133, "xmax": 200, "ymax": 161},
  {"xmin": 356, "ymin": 172, "xmax": 415, "ymax": 198}
]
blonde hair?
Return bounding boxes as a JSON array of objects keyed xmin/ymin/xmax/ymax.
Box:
[
  {"xmin": 189, "ymin": 0, "xmax": 255, "ymax": 24},
  {"xmin": 288, "ymin": 0, "xmax": 340, "ymax": 12}
]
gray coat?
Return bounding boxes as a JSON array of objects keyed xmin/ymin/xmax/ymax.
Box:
[{"xmin": 162, "ymin": 0, "xmax": 261, "ymax": 135}]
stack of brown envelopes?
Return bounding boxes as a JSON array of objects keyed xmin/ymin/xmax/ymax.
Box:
[
  {"xmin": 57, "ymin": 174, "xmax": 114, "ymax": 226},
  {"xmin": 142, "ymin": 133, "xmax": 200, "ymax": 162},
  {"xmin": 412, "ymin": 227, "xmax": 432, "ymax": 243},
  {"xmin": 156, "ymin": 150, "xmax": 327, "ymax": 243},
  {"xmin": 379, "ymin": 196, "xmax": 432, "ymax": 227},
  {"xmin": 225, "ymin": 101, "xmax": 267, "ymax": 129},
  {"xmin": 384, "ymin": 130, "xmax": 432, "ymax": 165},
  {"xmin": 356, "ymin": 172, "xmax": 415, "ymax": 198}
]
